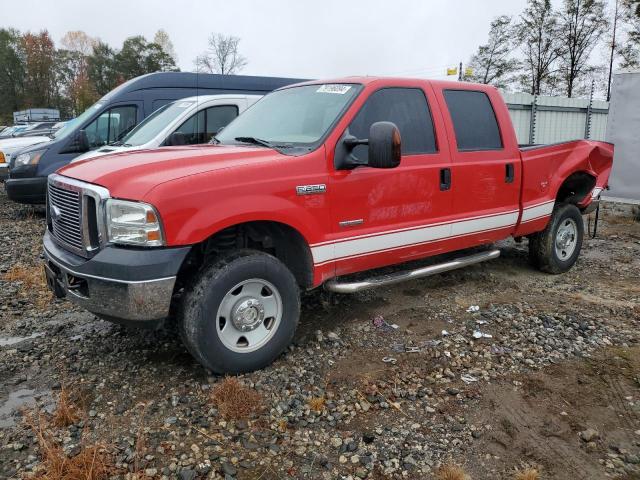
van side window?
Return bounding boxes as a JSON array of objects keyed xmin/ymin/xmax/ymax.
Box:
[
  {"xmin": 84, "ymin": 105, "xmax": 138, "ymax": 149},
  {"xmin": 175, "ymin": 105, "xmax": 239, "ymax": 144},
  {"xmin": 348, "ymin": 88, "xmax": 437, "ymax": 163},
  {"xmin": 443, "ymin": 90, "xmax": 503, "ymax": 151}
]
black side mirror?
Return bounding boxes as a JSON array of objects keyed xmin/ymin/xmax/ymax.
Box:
[
  {"xmin": 167, "ymin": 132, "xmax": 186, "ymax": 146},
  {"xmin": 367, "ymin": 121, "xmax": 401, "ymax": 169},
  {"xmin": 63, "ymin": 129, "xmax": 90, "ymax": 154}
]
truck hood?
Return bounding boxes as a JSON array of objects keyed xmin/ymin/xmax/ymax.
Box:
[{"xmin": 57, "ymin": 145, "xmax": 287, "ymax": 199}]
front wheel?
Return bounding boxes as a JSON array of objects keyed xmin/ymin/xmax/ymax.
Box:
[
  {"xmin": 180, "ymin": 250, "xmax": 300, "ymax": 374},
  {"xmin": 528, "ymin": 203, "xmax": 584, "ymax": 274}
]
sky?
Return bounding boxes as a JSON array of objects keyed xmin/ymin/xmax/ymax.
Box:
[{"xmin": 1, "ymin": 0, "xmax": 617, "ymax": 81}]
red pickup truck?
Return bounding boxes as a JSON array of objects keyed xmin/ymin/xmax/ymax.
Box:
[{"xmin": 43, "ymin": 77, "xmax": 613, "ymax": 374}]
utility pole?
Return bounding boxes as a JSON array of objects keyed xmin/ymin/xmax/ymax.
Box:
[
  {"xmin": 458, "ymin": 61, "xmax": 463, "ymax": 81},
  {"xmin": 607, "ymin": 0, "xmax": 619, "ymax": 101}
]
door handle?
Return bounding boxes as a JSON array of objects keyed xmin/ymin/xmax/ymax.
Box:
[
  {"xmin": 505, "ymin": 163, "xmax": 515, "ymax": 183},
  {"xmin": 440, "ymin": 168, "xmax": 451, "ymax": 191}
]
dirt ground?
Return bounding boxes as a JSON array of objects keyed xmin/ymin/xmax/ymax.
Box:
[{"xmin": 0, "ymin": 186, "xmax": 639, "ymax": 479}]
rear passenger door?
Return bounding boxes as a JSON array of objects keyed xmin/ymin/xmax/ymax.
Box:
[
  {"xmin": 437, "ymin": 88, "xmax": 521, "ymax": 247},
  {"xmin": 327, "ymin": 86, "xmax": 453, "ymax": 276}
]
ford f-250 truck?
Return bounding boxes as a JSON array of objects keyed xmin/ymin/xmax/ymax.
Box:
[{"xmin": 42, "ymin": 77, "xmax": 613, "ymax": 374}]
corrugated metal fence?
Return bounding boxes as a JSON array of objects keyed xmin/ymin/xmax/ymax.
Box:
[{"xmin": 501, "ymin": 92, "xmax": 609, "ymax": 145}]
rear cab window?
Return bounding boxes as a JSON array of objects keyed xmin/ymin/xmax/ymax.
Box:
[{"xmin": 443, "ymin": 90, "xmax": 503, "ymax": 151}]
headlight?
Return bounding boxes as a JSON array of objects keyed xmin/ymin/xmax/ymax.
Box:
[
  {"xmin": 106, "ymin": 199, "xmax": 165, "ymax": 246},
  {"xmin": 0, "ymin": 151, "xmax": 5, "ymax": 163},
  {"xmin": 14, "ymin": 149, "xmax": 45, "ymax": 168}
]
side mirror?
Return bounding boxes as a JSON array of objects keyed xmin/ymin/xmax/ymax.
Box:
[
  {"xmin": 66, "ymin": 129, "xmax": 89, "ymax": 153},
  {"xmin": 367, "ymin": 121, "xmax": 401, "ymax": 169},
  {"xmin": 167, "ymin": 132, "xmax": 186, "ymax": 146}
]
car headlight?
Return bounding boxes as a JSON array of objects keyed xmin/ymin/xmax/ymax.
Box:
[
  {"xmin": 106, "ymin": 199, "xmax": 165, "ymax": 246},
  {"xmin": 14, "ymin": 149, "xmax": 45, "ymax": 168}
]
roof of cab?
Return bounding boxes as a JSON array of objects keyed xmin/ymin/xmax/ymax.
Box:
[{"xmin": 281, "ymin": 76, "xmax": 498, "ymax": 92}]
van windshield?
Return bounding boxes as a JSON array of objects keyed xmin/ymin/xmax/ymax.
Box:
[
  {"xmin": 216, "ymin": 84, "xmax": 360, "ymax": 147},
  {"xmin": 120, "ymin": 100, "xmax": 195, "ymax": 146},
  {"xmin": 53, "ymin": 102, "xmax": 105, "ymax": 141}
]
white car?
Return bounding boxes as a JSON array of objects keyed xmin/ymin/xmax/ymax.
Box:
[
  {"xmin": 0, "ymin": 122, "xmax": 70, "ymax": 180},
  {"xmin": 71, "ymin": 94, "xmax": 261, "ymax": 163}
]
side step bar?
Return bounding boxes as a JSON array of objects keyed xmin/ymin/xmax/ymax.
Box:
[{"xmin": 324, "ymin": 249, "xmax": 501, "ymax": 294}]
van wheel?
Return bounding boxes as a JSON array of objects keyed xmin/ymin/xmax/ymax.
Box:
[
  {"xmin": 528, "ymin": 203, "xmax": 584, "ymax": 274},
  {"xmin": 180, "ymin": 250, "xmax": 300, "ymax": 374}
]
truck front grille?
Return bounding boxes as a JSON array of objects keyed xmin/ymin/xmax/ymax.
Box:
[
  {"xmin": 46, "ymin": 174, "xmax": 110, "ymax": 258},
  {"xmin": 48, "ymin": 183, "xmax": 83, "ymax": 251}
]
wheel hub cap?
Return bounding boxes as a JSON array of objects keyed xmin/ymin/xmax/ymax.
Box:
[
  {"xmin": 232, "ymin": 298, "xmax": 265, "ymax": 331},
  {"xmin": 555, "ymin": 218, "xmax": 578, "ymax": 259}
]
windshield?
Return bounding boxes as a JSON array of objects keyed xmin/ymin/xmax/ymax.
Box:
[
  {"xmin": 216, "ymin": 84, "xmax": 360, "ymax": 147},
  {"xmin": 120, "ymin": 100, "xmax": 195, "ymax": 146},
  {"xmin": 53, "ymin": 101, "xmax": 105, "ymax": 141}
]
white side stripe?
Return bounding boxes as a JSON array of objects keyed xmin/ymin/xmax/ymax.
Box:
[
  {"xmin": 311, "ymin": 201, "xmax": 554, "ymax": 266},
  {"xmin": 520, "ymin": 200, "xmax": 554, "ymax": 222}
]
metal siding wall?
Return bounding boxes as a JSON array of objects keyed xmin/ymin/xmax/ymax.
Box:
[{"xmin": 501, "ymin": 91, "xmax": 609, "ymax": 144}]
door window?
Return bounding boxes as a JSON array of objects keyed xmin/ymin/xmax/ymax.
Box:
[
  {"xmin": 348, "ymin": 88, "xmax": 437, "ymax": 163},
  {"xmin": 443, "ymin": 90, "xmax": 503, "ymax": 151},
  {"xmin": 84, "ymin": 105, "xmax": 137, "ymax": 149},
  {"xmin": 174, "ymin": 105, "xmax": 239, "ymax": 145}
]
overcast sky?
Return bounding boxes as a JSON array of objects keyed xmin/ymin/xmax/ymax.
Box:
[{"xmin": 2, "ymin": 0, "xmax": 614, "ymax": 80}]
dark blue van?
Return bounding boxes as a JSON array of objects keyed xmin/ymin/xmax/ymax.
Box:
[{"xmin": 6, "ymin": 72, "xmax": 304, "ymax": 204}]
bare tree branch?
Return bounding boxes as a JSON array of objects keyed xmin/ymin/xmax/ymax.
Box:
[{"xmin": 194, "ymin": 33, "xmax": 247, "ymax": 75}]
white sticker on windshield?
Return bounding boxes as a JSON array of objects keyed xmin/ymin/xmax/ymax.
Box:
[{"xmin": 316, "ymin": 84, "xmax": 352, "ymax": 94}]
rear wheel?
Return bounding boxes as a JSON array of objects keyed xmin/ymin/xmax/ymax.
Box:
[
  {"xmin": 180, "ymin": 250, "xmax": 300, "ymax": 374},
  {"xmin": 529, "ymin": 203, "xmax": 584, "ymax": 274}
]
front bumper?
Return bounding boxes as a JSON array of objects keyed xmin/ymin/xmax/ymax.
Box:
[
  {"xmin": 43, "ymin": 230, "xmax": 191, "ymax": 326},
  {"xmin": 5, "ymin": 176, "xmax": 47, "ymax": 204}
]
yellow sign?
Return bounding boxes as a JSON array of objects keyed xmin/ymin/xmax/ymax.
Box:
[
  {"xmin": 447, "ymin": 67, "xmax": 458, "ymax": 76},
  {"xmin": 465, "ymin": 67, "xmax": 474, "ymax": 76}
]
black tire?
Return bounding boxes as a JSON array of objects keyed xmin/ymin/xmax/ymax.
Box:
[
  {"xmin": 179, "ymin": 250, "xmax": 300, "ymax": 374},
  {"xmin": 528, "ymin": 203, "xmax": 584, "ymax": 274}
]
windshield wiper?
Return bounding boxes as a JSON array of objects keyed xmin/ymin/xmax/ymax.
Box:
[
  {"xmin": 234, "ymin": 136, "xmax": 295, "ymax": 149},
  {"xmin": 234, "ymin": 136, "xmax": 276, "ymax": 148}
]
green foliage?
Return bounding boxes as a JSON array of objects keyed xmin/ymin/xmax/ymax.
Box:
[{"xmin": 0, "ymin": 29, "xmax": 179, "ymax": 123}]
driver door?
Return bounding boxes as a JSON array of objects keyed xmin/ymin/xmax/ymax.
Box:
[{"xmin": 326, "ymin": 86, "xmax": 454, "ymax": 276}]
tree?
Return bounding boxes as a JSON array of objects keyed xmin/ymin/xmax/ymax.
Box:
[
  {"xmin": 87, "ymin": 41, "xmax": 120, "ymax": 97},
  {"xmin": 58, "ymin": 31, "xmax": 97, "ymax": 115},
  {"xmin": 195, "ymin": 33, "xmax": 247, "ymax": 75},
  {"xmin": 466, "ymin": 16, "xmax": 520, "ymax": 88},
  {"xmin": 153, "ymin": 29, "xmax": 177, "ymax": 64},
  {"xmin": 557, "ymin": 0, "xmax": 609, "ymax": 97},
  {"xmin": 517, "ymin": 0, "xmax": 564, "ymax": 95},
  {"xmin": 22, "ymin": 30, "xmax": 57, "ymax": 108},
  {"xmin": 115, "ymin": 36, "xmax": 177, "ymax": 78},
  {"xmin": 0, "ymin": 28, "xmax": 25, "ymax": 123},
  {"xmin": 617, "ymin": 0, "xmax": 640, "ymax": 68}
]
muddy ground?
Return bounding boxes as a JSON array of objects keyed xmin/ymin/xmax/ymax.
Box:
[{"xmin": 0, "ymin": 185, "xmax": 639, "ymax": 480}]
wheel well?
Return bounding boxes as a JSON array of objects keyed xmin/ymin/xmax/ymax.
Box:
[
  {"xmin": 556, "ymin": 172, "xmax": 596, "ymax": 205},
  {"xmin": 178, "ymin": 221, "xmax": 314, "ymax": 289}
]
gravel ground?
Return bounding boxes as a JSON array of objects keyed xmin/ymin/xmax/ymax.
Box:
[{"xmin": 0, "ymin": 185, "xmax": 639, "ymax": 480}]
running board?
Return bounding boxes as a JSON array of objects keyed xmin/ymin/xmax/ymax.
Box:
[{"xmin": 324, "ymin": 249, "xmax": 501, "ymax": 294}]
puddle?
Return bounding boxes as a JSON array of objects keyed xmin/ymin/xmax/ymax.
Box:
[
  {"xmin": 0, "ymin": 332, "xmax": 44, "ymax": 347},
  {"xmin": 0, "ymin": 388, "xmax": 53, "ymax": 428}
]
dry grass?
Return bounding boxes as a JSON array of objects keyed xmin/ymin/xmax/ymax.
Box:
[
  {"xmin": 514, "ymin": 468, "xmax": 540, "ymax": 480},
  {"xmin": 51, "ymin": 385, "xmax": 81, "ymax": 428},
  {"xmin": 435, "ymin": 463, "xmax": 470, "ymax": 480},
  {"xmin": 308, "ymin": 396, "xmax": 326, "ymax": 412},
  {"xmin": 24, "ymin": 410, "xmax": 114, "ymax": 480},
  {"xmin": 2, "ymin": 263, "xmax": 51, "ymax": 308},
  {"xmin": 211, "ymin": 377, "xmax": 262, "ymax": 420}
]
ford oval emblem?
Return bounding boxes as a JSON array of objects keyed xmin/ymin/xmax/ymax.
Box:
[{"xmin": 50, "ymin": 205, "xmax": 62, "ymax": 221}]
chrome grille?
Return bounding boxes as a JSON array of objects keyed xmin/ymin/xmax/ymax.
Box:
[{"xmin": 48, "ymin": 183, "xmax": 83, "ymax": 250}]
